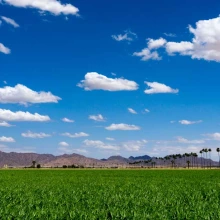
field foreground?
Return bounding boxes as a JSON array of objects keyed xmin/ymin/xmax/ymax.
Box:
[{"xmin": 0, "ymin": 170, "xmax": 220, "ymax": 219}]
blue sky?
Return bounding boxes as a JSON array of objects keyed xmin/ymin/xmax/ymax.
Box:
[{"xmin": 1, "ymin": 0, "xmax": 220, "ymax": 160}]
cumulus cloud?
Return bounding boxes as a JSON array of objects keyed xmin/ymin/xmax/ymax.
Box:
[
  {"xmin": 152, "ymin": 145, "xmax": 202, "ymax": 156},
  {"xmin": 144, "ymin": 81, "xmax": 179, "ymax": 94},
  {"xmin": 61, "ymin": 132, "xmax": 89, "ymax": 138},
  {"xmin": 21, "ymin": 131, "xmax": 51, "ymax": 138},
  {"xmin": 1, "ymin": 16, "xmax": 19, "ymax": 27},
  {"xmin": 57, "ymin": 146, "xmax": 88, "ymax": 155},
  {"xmin": 176, "ymin": 136, "xmax": 205, "ymax": 144},
  {"xmin": 89, "ymin": 114, "xmax": 105, "ymax": 122},
  {"xmin": 128, "ymin": 108, "xmax": 137, "ymax": 114},
  {"xmin": 0, "ymin": 109, "xmax": 50, "ymax": 121},
  {"xmin": 147, "ymin": 38, "xmax": 167, "ymax": 50},
  {"xmin": 0, "ymin": 136, "xmax": 15, "ymax": 142},
  {"xmin": 166, "ymin": 41, "xmax": 194, "ymax": 55},
  {"xmin": 62, "ymin": 118, "xmax": 74, "ymax": 123},
  {"xmin": 164, "ymin": 16, "xmax": 220, "ymax": 62},
  {"xmin": 135, "ymin": 15, "xmax": 220, "ymax": 62},
  {"xmin": 122, "ymin": 140, "xmax": 147, "ymax": 152},
  {"xmin": 179, "ymin": 120, "xmax": 202, "ymax": 125},
  {"xmin": 83, "ymin": 139, "xmax": 119, "ymax": 151},
  {"xmin": 205, "ymin": 133, "xmax": 220, "ymax": 141},
  {"xmin": 0, "ymin": 43, "xmax": 11, "ymax": 54},
  {"xmin": 133, "ymin": 38, "xmax": 166, "ymax": 61},
  {"xmin": 0, "ymin": 121, "xmax": 13, "ymax": 127},
  {"xmin": 133, "ymin": 48, "xmax": 161, "ymax": 61},
  {"xmin": 2, "ymin": 0, "xmax": 79, "ymax": 16},
  {"xmin": 59, "ymin": 141, "xmax": 69, "ymax": 147},
  {"xmin": 0, "ymin": 84, "xmax": 61, "ymax": 105},
  {"xmin": 77, "ymin": 72, "xmax": 138, "ymax": 91},
  {"xmin": 105, "ymin": 123, "xmax": 140, "ymax": 131},
  {"xmin": 112, "ymin": 30, "xmax": 137, "ymax": 42}
]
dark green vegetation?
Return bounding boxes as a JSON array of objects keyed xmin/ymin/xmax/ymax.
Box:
[{"xmin": 0, "ymin": 170, "xmax": 220, "ymax": 219}]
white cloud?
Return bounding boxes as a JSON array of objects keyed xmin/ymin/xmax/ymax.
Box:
[
  {"xmin": 133, "ymin": 38, "xmax": 166, "ymax": 61},
  {"xmin": 0, "ymin": 84, "xmax": 61, "ymax": 105},
  {"xmin": 122, "ymin": 140, "xmax": 147, "ymax": 152},
  {"xmin": 112, "ymin": 30, "xmax": 137, "ymax": 42},
  {"xmin": 83, "ymin": 139, "xmax": 148, "ymax": 152},
  {"xmin": 205, "ymin": 133, "xmax": 220, "ymax": 141},
  {"xmin": 133, "ymin": 48, "xmax": 161, "ymax": 61},
  {"xmin": 122, "ymin": 140, "xmax": 148, "ymax": 152},
  {"xmin": 3, "ymin": 81, "xmax": 7, "ymax": 84},
  {"xmin": 166, "ymin": 41, "xmax": 194, "ymax": 55},
  {"xmin": 22, "ymin": 131, "xmax": 51, "ymax": 138},
  {"xmin": 147, "ymin": 38, "xmax": 167, "ymax": 50},
  {"xmin": 106, "ymin": 137, "xmax": 115, "ymax": 141},
  {"xmin": 0, "ymin": 144, "xmax": 36, "ymax": 153},
  {"xmin": 165, "ymin": 16, "xmax": 220, "ymax": 62},
  {"xmin": 152, "ymin": 145, "xmax": 202, "ymax": 156},
  {"xmin": 62, "ymin": 118, "xmax": 74, "ymax": 123},
  {"xmin": 145, "ymin": 109, "xmax": 150, "ymax": 113},
  {"xmin": 77, "ymin": 72, "xmax": 138, "ymax": 91},
  {"xmin": 83, "ymin": 139, "xmax": 119, "ymax": 151},
  {"xmin": 0, "ymin": 136, "xmax": 15, "ymax": 142},
  {"xmin": 135, "ymin": 16, "xmax": 220, "ymax": 62},
  {"xmin": 144, "ymin": 81, "xmax": 179, "ymax": 94},
  {"xmin": 57, "ymin": 146, "xmax": 88, "ymax": 155},
  {"xmin": 128, "ymin": 108, "xmax": 137, "ymax": 114},
  {"xmin": 3, "ymin": 0, "xmax": 79, "ymax": 16},
  {"xmin": 0, "ymin": 121, "xmax": 13, "ymax": 127},
  {"xmin": 105, "ymin": 123, "xmax": 140, "ymax": 131},
  {"xmin": 1, "ymin": 16, "xmax": 19, "ymax": 28},
  {"xmin": 176, "ymin": 137, "xmax": 205, "ymax": 144},
  {"xmin": 59, "ymin": 141, "xmax": 69, "ymax": 147},
  {"xmin": 61, "ymin": 132, "xmax": 89, "ymax": 138},
  {"xmin": 0, "ymin": 109, "xmax": 50, "ymax": 122},
  {"xmin": 0, "ymin": 20, "xmax": 2, "ymax": 26},
  {"xmin": 89, "ymin": 114, "xmax": 105, "ymax": 122},
  {"xmin": 179, "ymin": 120, "xmax": 202, "ymax": 125},
  {"xmin": 0, "ymin": 43, "xmax": 11, "ymax": 54}
]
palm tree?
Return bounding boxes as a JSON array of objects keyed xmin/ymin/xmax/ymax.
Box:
[
  {"xmin": 199, "ymin": 150, "xmax": 203, "ymax": 168},
  {"xmin": 190, "ymin": 152, "xmax": 194, "ymax": 168},
  {"xmin": 32, "ymin": 161, "xmax": 36, "ymax": 168},
  {"xmin": 186, "ymin": 160, "xmax": 190, "ymax": 169},
  {"xmin": 217, "ymin": 148, "xmax": 220, "ymax": 168},
  {"xmin": 208, "ymin": 148, "xmax": 212, "ymax": 169},
  {"xmin": 182, "ymin": 154, "xmax": 186, "ymax": 167},
  {"xmin": 204, "ymin": 148, "xmax": 208, "ymax": 168},
  {"xmin": 185, "ymin": 153, "xmax": 190, "ymax": 168}
]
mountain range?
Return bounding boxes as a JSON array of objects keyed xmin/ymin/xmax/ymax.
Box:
[
  {"xmin": 0, "ymin": 151, "xmax": 218, "ymax": 168},
  {"xmin": 0, "ymin": 151, "xmax": 152, "ymax": 168}
]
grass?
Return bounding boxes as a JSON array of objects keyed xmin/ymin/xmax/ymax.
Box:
[{"xmin": 0, "ymin": 169, "xmax": 220, "ymax": 219}]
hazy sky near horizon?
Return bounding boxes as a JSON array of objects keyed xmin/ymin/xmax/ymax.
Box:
[{"xmin": 1, "ymin": 0, "xmax": 220, "ymax": 160}]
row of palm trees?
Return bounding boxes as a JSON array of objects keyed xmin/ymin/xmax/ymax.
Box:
[{"xmin": 129, "ymin": 148, "xmax": 220, "ymax": 169}]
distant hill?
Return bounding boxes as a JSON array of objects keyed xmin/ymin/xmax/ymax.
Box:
[
  {"xmin": 0, "ymin": 151, "xmax": 55, "ymax": 167},
  {"xmin": 106, "ymin": 156, "xmax": 130, "ymax": 163},
  {"xmin": 129, "ymin": 155, "xmax": 151, "ymax": 161}
]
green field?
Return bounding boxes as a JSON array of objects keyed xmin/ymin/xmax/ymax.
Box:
[{"xmin": 0, "ymin": 169, "xmax": 220, "ymax": 219}]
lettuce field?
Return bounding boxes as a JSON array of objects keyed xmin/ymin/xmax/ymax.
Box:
[{"xmin": 0, "ymin": 169, "xmax": 220, "ymax": 219}]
